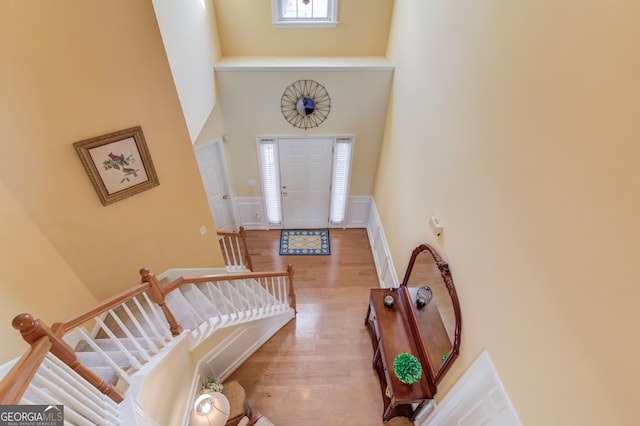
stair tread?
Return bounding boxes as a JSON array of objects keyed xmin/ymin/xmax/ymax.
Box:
[
  {"xmin": 75, "ymin": 336, "xmax": 164, "ymax": 352},
  {"xmin": 76, "ymin": 350, "xmax": 143, "ymax": 369}
]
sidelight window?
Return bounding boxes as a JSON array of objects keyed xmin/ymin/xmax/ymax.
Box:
[
  {"xmin": 329, "ymin": 138, "xmax": 352, "ymax": 224},
  {"xmin": 257, "ymin": 139, "xmax": 282, "ymax": 226}
]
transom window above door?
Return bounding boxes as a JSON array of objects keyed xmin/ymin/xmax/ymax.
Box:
[{"xmin": 272, "ymin": 0, "xmax": 338, "ymax": 28}]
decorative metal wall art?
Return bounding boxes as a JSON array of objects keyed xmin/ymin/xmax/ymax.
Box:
[{"xmin": 281, "ymin": 80, "xmax": 331, "ymax": 130}]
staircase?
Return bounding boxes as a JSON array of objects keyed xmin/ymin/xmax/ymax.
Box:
[
  {"xmin": 70, "ymin": 269, "xmax": 295, "ymax": 420},
  {"xmin": 0, "ymin": 234, "xmax": 296, "ymax": 425}
]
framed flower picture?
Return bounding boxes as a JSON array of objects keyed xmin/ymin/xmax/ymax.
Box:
[{"xmin": 73, "ymin": 126, "xmax": 159, "ymax": 206}]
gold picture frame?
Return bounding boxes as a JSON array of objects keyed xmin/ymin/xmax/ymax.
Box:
[{"xmin": 73, "ymin": 126, "xmax": 159, "ymax": 206}]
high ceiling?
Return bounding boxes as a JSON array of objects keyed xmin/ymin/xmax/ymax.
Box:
[{"xmin": 212, "ymin": 0, "xmax": 395, "ymax": 57}]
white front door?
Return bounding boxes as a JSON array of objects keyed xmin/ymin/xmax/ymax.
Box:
[
  {"xmin": 194, "ymin": 141, "xmax": 236, "ymax": 232},
  {"xmin": 278, "ymin": 137, "xmax": 333, "ymax": 229}
]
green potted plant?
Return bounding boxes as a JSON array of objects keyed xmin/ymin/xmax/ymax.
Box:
[
  {"xmin": 393, "ymin": 353, "xmax": 423, "ymax": 385},
  {"xmin": 200, "ymin": 376, "xmax": 224, "ymax": 394}
]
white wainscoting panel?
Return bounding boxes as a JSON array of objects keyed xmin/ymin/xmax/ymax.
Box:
[
  {"xmin": 367, "ymin": 199, "xmax": 399, "ymax": 288},
  {"xmin": 421, "ymin": 351, "xmax": 521, "ymax": 426},
  {"xmin": 345, "ymin": 196, "xmax": 371, "ymax": 227},
  {"xmin": 380, "ymin": 258, "xmax": 397, "ymax": 289},
  {"xmin": 235, "ymin": 197, "xmax": 267, "ymax": 230}
]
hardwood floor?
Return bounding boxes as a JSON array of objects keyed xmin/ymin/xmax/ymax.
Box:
[{"xmin": 225, "ymin": 229, "xmax": 414, "ymax": 426}]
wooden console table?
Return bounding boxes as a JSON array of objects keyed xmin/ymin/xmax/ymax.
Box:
[{"xmin": 365, "ymin": 287, "xmax": 437, "ymax": 422}]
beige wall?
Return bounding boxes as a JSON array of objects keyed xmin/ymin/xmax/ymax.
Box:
[
  {"xmin": 213, "ymin": 68, "xmax": 392, "ymax": 198},
  {"xmin": 212, "ymin": 0, "xmax": 393, "ymax": 57},
  {"xmin": 138, "ymin": 340, "xmax": 195, "ymax": 426},
  {"xmin": 0, "ymin": 1, "xmax": 225, "ymax": 308},
  {"xmin": 0, "ymin": 181, "xmax": 99, "ymax": 363},
  {"xmin": 376, "ymin": 0, "xmax": 640, "ymax": 424}
]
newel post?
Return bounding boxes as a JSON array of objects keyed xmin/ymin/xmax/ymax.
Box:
[
  {"xmin": 12, "ymin": 313, "xmax": 124, "ymax": 403},
  {"xmin": 286, "ymin": 264, "xmax": 297, "ymax": 314},
  {"xmin": 139, "ymin": 268, "xmax": 183, "ymax": 336},
  {"xmin": 238, "ymin": 226, "xmax": 253, "ymax": 272}
]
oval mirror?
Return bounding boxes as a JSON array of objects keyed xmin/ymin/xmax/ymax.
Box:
[{"xmin": 401, "ymin": 244, "xmax": 461, "ymax": 385}]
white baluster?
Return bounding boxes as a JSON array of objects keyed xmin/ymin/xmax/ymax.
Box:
[
  {"xmin": 141, "ymin": 292, "xmax": 172, "ymax": 339},
  {"xmin": 104, "ymin": 309, "xmax": 151, "ymax": 362},
  {"xmin": 121, "ymin": 301, "xmax": 158, "ymax": 354},
  {"xmin": 93, "ymin": 316, "xmax": 143, "ymax": 369},
  {"xmin": 132, "ymin": 295, "xmax": 167, "ymax": 346},
  {"xmin": 74, "ymin": 328, "xmax": 131, "ymax": 385}
]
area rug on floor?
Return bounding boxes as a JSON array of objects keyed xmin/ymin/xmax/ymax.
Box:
[{"xmin": 279, "ymin": 229, "xmax": 330, "ymax": 255}]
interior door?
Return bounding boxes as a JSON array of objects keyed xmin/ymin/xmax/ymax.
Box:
[
  {"xmin": 278, "ymin": 138, "xmax": 333, "ymax": 229},
  {"xmin": 194, "ymin": 141, "xmax": 236, "ymax": 232}
]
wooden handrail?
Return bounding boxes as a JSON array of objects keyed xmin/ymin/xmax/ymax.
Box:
[
  {"xmin": 164, "ymin": 268, "xmax": 291, "ymax": 292},
  {"xmin": 215, "ymin": 225, "xmax": 246, "ymax": 237},
  {"xmin": 61, "ymin": 282, "xmax": 151, "ymax": 331},
  {"xmin": 0, "ymin": 336, "xmax": 51, "ymax": 404},
  {"xmin": 1, "ymin": 277, "xmax": 169, "ymax": 406},
  {"xmin": 11, "ymin": 313, "xmax": 124, "ymax": 403},
  {"xmin": 163, "ymin": 265, "xmax": 297, "ymax": 313},
  {"xmin": 2, "ymin": 267, "xmax": 187, "ymax": 407}
]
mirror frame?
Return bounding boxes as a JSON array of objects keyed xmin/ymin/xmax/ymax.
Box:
[{"xmin": 401, "ymin": 244, "xmax": 462, "ymax": 386}]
